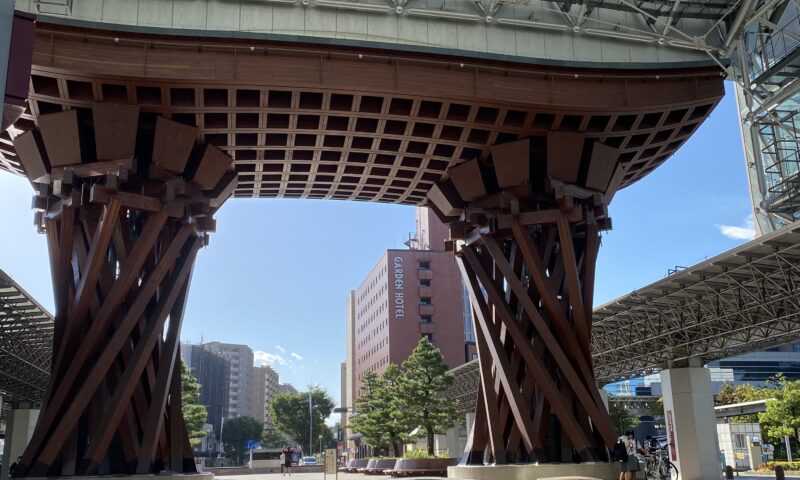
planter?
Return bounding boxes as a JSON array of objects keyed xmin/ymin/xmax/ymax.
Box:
[
  {"xmin": 387, "ymin": 457, "xmax": 458, "ymax": 477},
  {"xmin": 358, "ymin": 458, "xmax": 378, "ymax": 473},
  {"xmin": 364, "ymin": 458, "xmax": 398, "ymax": 474},
  {"xmin": 345, "ymin": 459, "xmax": 369, "ymax": 473}
]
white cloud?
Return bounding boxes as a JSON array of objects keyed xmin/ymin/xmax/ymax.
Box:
[
  {"xmin": 717, "ymin": 214, "xmax": 756, "ymax": 240},
  {"xmin": 290, "ymin": 352, "xmax": 304, "ymax": 361},
  {"xmin": 274, "ymin": 345, "xmax": 286, "ymax": 354},
  {"xmin": 254, "ymin": 350, "xmax": 287, "ymax": 367}
]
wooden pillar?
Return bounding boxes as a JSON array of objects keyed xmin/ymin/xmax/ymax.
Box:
[
  {"xmin": 11, "ymin": 104, "xmax": 236, "ymax": 476},
  {"xmin": 428, "ymin": 136, "xmax": 623, "ymax": 465}
]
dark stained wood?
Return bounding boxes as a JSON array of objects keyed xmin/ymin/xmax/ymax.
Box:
[
  {"xmin": 192, "ymin": 145, "xmax": 234, "ymax": 190},
  {"xmin": 92, "ymin": 103, "xmax": 139, "ymax": 160},
  {"xmin": 37, "ymin": 110, "xmax": 81, "ymax": 167},
  {"xmin": 546, "ymin": 132, "xmax": 584, "ymax": 183},
  {"xmin": 153, "ymin": 116, "xmax": 198, "ymax": 175},
  {"xmin": 15, "ymin": 104, "xmax": 232, "ymax": 477},
  {"xmin": 472, "ymin": 308, "xmax": 507, "ymax": 464},
  {"xmin": 491, "ymin": 139, "xmax": 530, "ymax": 189},
  {"xmin": 586, "ymin": 142, "xmax": 620, "ymax": 192},
  {"xmin": 0, "ymin": 23, "xmax": 724, "ymax": 205},
  {"xmin": 12, "ymin": 130, "xmax": 49, "ymax": 182},
  {"xmin": 448, "ymin": 159, "xmax": 486, "ymax": 202},
  {"xmin": 459, "ymin": 250, "xmax": 545, "ymax": 453}
]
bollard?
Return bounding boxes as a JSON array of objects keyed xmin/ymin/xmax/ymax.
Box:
[
  {"xmin": 775, "ymin": 465, "xmax": 785, "ymax": 480},
  {"xmin": 725, "ymin": 465, "xmax": 734, "ymax": 479}
]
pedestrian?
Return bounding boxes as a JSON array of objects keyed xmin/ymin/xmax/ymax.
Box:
[
  {"xmin": 280, "ymin": 449, "xmax": 287, "ymax": 476},
  {"xmin": 283, "ymin": 447, "xmax": 292, "ymax": 476},
  {"xmin": 618, "ymin": 430, "xmax": 643, "ymax": 480},
  {"xmin": 9, "ymin": 456, "xmax": 21, "ymax": 477}
]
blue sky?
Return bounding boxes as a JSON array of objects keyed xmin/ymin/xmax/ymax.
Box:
[{"xmin": 0, "ymin": 83, "xmax": 752, "ymax": 411}]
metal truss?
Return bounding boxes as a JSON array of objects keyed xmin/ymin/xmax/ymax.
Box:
[
  {"xmin": 0, "ymin": 268, "xmax": 53, "ymax": 406},
  {"xmin": 593, "ymin": 220, "xmax": 800, "ymax": 385},
  {"xmin": 727, "ymin": 0, "xmax": 800, "ymax": 232},
  {"xmin": 447, "ymin": 360, "xmax": 479, "ymax": 416}
]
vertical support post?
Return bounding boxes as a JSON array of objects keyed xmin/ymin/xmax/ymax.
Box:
[
  {"xmin": 12, "ymin": 104, "xmax": 236, "ymax": 477},
  {"xmin": 1, "ymin": 404, "xmax": 40, "ymax": 480},
  {"xmin": 431, "ymin": 136, "xmax": 618, "ymax": 466},
  {"xmin": 660, "ymin": 367, "xmax": 720, "ymax": 480}
]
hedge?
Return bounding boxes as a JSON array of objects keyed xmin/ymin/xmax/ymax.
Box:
[{"xmin": 760, "ymin": 461, "xmax": 800, "ymax": 472}]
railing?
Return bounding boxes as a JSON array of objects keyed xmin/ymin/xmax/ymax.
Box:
[{"xmin": 745, "ymin": 12, "xmax": 800, "ymax": 81}]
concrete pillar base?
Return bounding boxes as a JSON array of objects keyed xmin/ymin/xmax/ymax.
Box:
[
  {"xmin": 448, "ymin": 462, "xmax": 621, "ymax": 480},
  {"xmin": 1, "ymin": 405, "xmax": 39, "ymax": 480},
  {"xmin": 660, "ymin": 367, "xmax": 720, "ymax": 480}
]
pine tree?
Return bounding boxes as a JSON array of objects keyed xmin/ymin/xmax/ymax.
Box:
[
  {"xmin": 349, "ymin": 371, "xmax": 391, "ymax": 453},
  {"xmin": 181, "ymin": 361, "xmax": 208, "ymax": 447},
  {"xmin": 396, "ymin": 338, "xmax": 458, "ymax": 455}
]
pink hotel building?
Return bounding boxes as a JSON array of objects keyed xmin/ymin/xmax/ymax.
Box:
[{"xmin": 344, "ymin": 208, "xmax": 476, "ymax": 415}]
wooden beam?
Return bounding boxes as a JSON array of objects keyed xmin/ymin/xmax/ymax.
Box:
[
  {"xmin": 468, "ymin": 240, "xmax": 601, "ymax": 456},
  {"xmin": 458, "ymin": 253, "xmax": 543, "ymax": 458},
  {"xmin": 497, "ymin": 207, "xmax": 582, "ymax": 229},
  {"xmin": 83, "ymin": 241, "xmax": 197, "ymax": 470},
  {"xmin": 483, "ymin": 234, "xmax": 617, "ymax": 448}
]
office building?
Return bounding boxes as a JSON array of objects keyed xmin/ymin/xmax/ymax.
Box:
[
  {"xmin": 278, "ymin": 384, "xmax": 297, "ymax": 395},
  {"xmin": 180, "ymin": 343, "xmax": 231, "ymax": 438},
  {"xmin": 205, "ymin": 342, "xmax": 255, "ymax": 419}
]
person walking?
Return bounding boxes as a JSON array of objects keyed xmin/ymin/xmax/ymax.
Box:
[
  {"xmin": 618, "ymin": 430, "xmax": 643, "ymax": 480},
  {"xmin": 283, "ymin": 447, "xmax": 292, "ymax": 476},
  {"xmin": 280, "ymin": 450, "xmax": 286, "ymax": 476}
]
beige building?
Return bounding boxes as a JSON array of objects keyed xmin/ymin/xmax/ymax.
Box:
[{"xmin": 253, "ymin": 365, "xmax": 280, "ymax": 429}]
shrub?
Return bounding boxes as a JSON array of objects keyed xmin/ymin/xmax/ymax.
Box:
[
  {"xmin": 402, "ymin": 450, "xmax": 450, "ymax": 459},
  {"xmin": 761, "ymin": 461, "xmax": 800, "ymax": 472}
]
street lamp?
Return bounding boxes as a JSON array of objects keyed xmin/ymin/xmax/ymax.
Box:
[
  {"xmin": 308, "ymin": 391, "xmax": 313, "ymax": 456},
  {"xmin": 319, "ymin": 434, "xmax": 323, "ymax": 457}
]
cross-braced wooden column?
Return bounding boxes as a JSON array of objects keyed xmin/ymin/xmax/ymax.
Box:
[
  {"xmin": 11, "ymin": 103, "xmax": 236, "ymax": 476},
  {"xmin": 427, "ymin": 135, "xmax": 625, "ymax": 465}
]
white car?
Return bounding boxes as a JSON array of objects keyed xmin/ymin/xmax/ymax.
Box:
[{"xmin": 299, "ymin": 456, "xmax": 317, "ymax": 466}]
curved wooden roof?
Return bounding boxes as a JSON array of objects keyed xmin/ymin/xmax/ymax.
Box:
[{"xmin": 0, "ymin": 22, "xmax": 725, "ymax": 205}]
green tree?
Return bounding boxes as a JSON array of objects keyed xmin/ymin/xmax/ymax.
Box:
[
  {"xmin": 349, "ymin": 365, "xmax": 414, "ymax": 456},
  {"xmin": 396, "ymin": 338, "xmax": 458, "ymax": 455},
  {"xmin": 715, "ymin": 381, "xmax": 771, "ymax": 423},
  {"xmin": 271, "ymin": 386, "xmax": 335, "ymax": 455},
  {"xmin": 181, "ymin": 362, "xmax": 208, "ymax": 447},
  {"xmin": 261, "ymin": 429, "xmax": 292, "ymax": 449},
  {"xmin": 652, "ymin": 396, "xmax": 665, "ymax": 418},
  {"xmin": 608, "ymin": 401, "xmax": 640, "ymax": 433},
  {"xmin": 222, "ymin": 416, "xmax": 263, "ymax": 466},
  {"xmin": 760, "ymin": 377, "xmax": 800, "ymax": 449},
  {"xmin": 716, "ymin": 382, "xmax": 737, "ymax": 406}
]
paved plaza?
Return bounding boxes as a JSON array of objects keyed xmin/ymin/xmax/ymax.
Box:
[{"xmin": 215, "ymin": 473, "xmax": 800, "ymax": 480}]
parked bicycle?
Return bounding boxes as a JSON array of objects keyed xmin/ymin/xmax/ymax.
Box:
[{"xmin": 644, "ymin": 445, "xmax": 679, "ymax": 480}]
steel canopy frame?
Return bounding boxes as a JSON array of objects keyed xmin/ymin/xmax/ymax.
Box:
[
  {"xmin": 0, "ymin": 267, "xmax": 53, "ymax": 407},
  {"xmin": 593, "ymin": 219, "xmax": 800, "ymax": 384}
]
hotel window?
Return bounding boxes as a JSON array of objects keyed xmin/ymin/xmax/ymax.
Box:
[
  {"xmin": 420, "ymin": 279, "xmax": 431, "ymax": 287},
  {"xmin": 419, "ymin": 261, "xmax": 431, "ymax": 270},
  {"xmin": 421, "ymin": 315, "xmax": 432, "ymax": 324},
  {"xmin": 420, "ymin": 297, "xmax": 432, "ymax": 305}
]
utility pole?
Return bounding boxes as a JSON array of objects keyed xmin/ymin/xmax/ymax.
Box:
[{"xmin": 309, "ymin": 391, "xmax": 313, "ymax": 455}]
